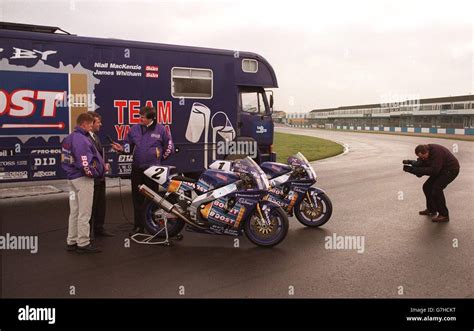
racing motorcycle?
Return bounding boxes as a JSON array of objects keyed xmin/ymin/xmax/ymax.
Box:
[
  {"xmin": 210, "ymin": 152, "xmax": 332, "ymax": 227},
  {"xmin": 140, "ymin": 157, "xmax": 289, "ymax": 247}
]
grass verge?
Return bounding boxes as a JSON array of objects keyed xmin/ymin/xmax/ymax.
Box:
[{"xmin": 274, "ymin": 132, "xmax": 344, "ymax": 163}]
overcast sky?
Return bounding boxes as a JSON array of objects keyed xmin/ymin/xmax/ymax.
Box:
[{"xmin": 1, "ymin": 0, "xmax": 472, "ymax": 112}]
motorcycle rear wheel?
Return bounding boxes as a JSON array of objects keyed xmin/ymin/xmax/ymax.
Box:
[{"xmin": 144, "ymin": 200, "xmax": 185, "ymax": 238}]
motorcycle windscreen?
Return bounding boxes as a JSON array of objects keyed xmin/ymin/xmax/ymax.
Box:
[
  {"xmin": 288, "ymin": 152, "xmax": 316, "ymax": 180},
  {"xmin": 233, "ymin": 157, "xmax": 269, "ymax": 190}
]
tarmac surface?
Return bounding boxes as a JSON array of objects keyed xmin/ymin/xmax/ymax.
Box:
[{"xmin": 1, "ymin": 128, "xmax": 473, "ymax": 298}]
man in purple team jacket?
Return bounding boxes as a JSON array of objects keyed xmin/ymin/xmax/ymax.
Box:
[
  {"xmin": 112, "ymin": 106, "xmax": 174, "ymax": 235},
  {"xmin": 62, "ymin": 112, "xmax": 105, "ymax": 253}
]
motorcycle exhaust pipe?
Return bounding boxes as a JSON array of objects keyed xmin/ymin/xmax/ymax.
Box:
[{"xmin": 139, "ymin": 184, "xmax": 207, "ymax": 230}]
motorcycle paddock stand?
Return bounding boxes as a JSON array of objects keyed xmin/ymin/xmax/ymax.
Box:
[{"xmin": 130, "ymin": 216, "xmax": 175, "ymax": 247}]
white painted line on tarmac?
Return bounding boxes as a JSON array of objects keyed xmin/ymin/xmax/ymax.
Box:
[
  {"xmin": 342, "ymin": 143, "xmax": 351, "ymax": 155},
  {"xmin": 329, "ymin": 142, "xmax": 351, "ymax": 159}
]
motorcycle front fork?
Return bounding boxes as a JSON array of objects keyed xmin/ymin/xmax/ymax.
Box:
[
  {"xmin": 288, "ymin": 189, "xmax": 319, "ymax": 215},
  {"xmin": 255, "ymin": 203, "xmax": 271, "ymax": 227},
  {"xmin": 305, "ymin": 189, "xmax": 321, "ymax": 209}
]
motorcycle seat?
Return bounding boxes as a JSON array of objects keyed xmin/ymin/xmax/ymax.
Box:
[{"xmin": 172, "ymin": 175, "xmax": 198, "ymax": 183}]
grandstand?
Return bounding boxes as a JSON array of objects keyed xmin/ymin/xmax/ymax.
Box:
[{"xmin": 302, "ymin": 95, "xmax": 474, "ymax": 135}]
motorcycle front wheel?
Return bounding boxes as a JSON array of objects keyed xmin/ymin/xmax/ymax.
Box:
[
  {"xmin": 294, "ymin": 191, "xmax": 333, "ymax": 227},
  {"xmin": 244, "ymin": 204, "xmax": 289, "ymax": 247}
]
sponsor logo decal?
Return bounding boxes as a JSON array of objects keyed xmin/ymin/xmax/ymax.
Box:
[
  {"xmin": 118, "ymin": 155, "xmax": 133, "ymax": 163},
  {"xmin": 31, "ymin": 149, "xmax": 62, "ymax": 154},
  {"xmin": 0, "ymin": 171, "xmax": 28, "ymax": 180},
  {"xmin": 33, "ymin": 171, "xmax": 57, "ymax": 178},
  {"xmin": 256, "ymin": 125, "xmax": 268, "ymax": 134}
]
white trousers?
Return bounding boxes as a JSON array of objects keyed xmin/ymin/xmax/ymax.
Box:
[{"xmin": 67, "ymin": 176, "xmax": 94, "ymax": 247}]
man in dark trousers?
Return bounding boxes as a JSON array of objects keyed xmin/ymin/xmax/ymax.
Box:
[
  {"xmin": 403, "ymin": 144, "xmax": 460, "ymax": 222},
  {"xmin": 88, "ymin": 112, "xmax": 114, "ymax": 237},
  {"xmin": 111, "ymin": 106, "xmax": 174, "ymax": 235}
]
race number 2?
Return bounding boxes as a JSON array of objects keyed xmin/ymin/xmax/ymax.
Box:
[{"xmin": 144, "ymin": 166, "xmax": 169, "ymax": 185}]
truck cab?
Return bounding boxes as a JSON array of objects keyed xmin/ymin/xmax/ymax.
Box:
[{"xmin": 238, "ymin": 87, "xmax": 275, "ymax": 163}]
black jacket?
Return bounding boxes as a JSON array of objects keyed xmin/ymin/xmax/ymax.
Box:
[
  {"xmin": 412, "ymin": 144, "xmax": 460, "ymax": 177},
  {"xmin": 88, "ymin": 132, "xmax": 106, "ymax": 183}
]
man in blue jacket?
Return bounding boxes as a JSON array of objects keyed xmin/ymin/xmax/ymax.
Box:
[
  {"xmin": 111, "ymin": 106, "xmax": 174, "ymax": 235},
  {"xmin": 62, "ymin": 112, "xmax": 105, "ymax": 253}
]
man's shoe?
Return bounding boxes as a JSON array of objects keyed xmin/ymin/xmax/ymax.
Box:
[
  {"xmin": 432, "ymin": 215, "xmax": 449, "ymax": 222},
  {"xmin": 95, "ymin": 229, "xmax": 115, "ymax": 237},
  {"xmin": 419, "ymin": 209, "xmax": 437, "ymax": 216},
  {"xmin": 129, "ymin": 227, "xmax": 144, "ymax": 237},
  {"xmin": 76, "ymin": 243, "xmax": 101, "ymax": 254},
  {"xmin": 66, "ymin": 244, "xmax": 77, "ymax": 252}
]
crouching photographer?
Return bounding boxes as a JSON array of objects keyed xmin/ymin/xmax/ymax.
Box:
[{"xmin": 402, "ymin": 144, "xmax": 460, "ymax": 222}]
